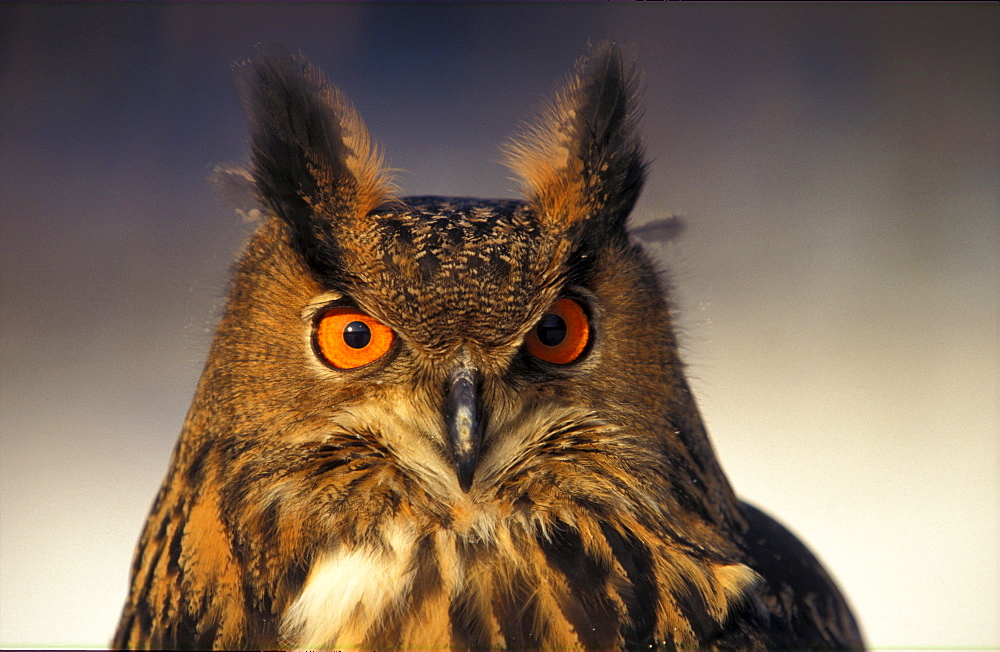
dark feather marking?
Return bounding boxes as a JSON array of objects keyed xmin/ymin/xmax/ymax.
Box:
[
  {"xmin": 115, "ymin": 612, "xmax": 136, "ymax": 647},
  {"xmin": 495, "ymin": 567, "xmax": 540, "ymax": 648},
  {"xmin": 447, "ymin": 588, "xmax": 480, "ymax": 649},
  {"xmin": 257, "ymin": 499, "xmax": 281, "ymax": 558},
  {"xmin": 136, "ymin": 533, "xmax": 165, "ymax": 610},
  {"xmin": 134, "ymin": 607, "xmax": 152, "ymax": 644},
  {"xmin": 166, "ymin": 516, "xmax": 184, "ymax": 577},
  {"xmin": 448, "ymin": 541, "xmax": 497, "ymax": 649},
  {"xmin": 600, "ymin": 523, "xmax": 658, "ymax": 647},
  {"xmin": 184, "ymin": 442, "xmax": 210, "ymax": 487},
  {"xmin": 311, "ymin": 450, "xmax": 371, "ymax": 478},
  {"xmin": 538, "ymin": 520, "xmax": 621, "ymax": 648},
  {"xmin": 171, "ymin": 614, "xmax": 216, "ymax": 652}
]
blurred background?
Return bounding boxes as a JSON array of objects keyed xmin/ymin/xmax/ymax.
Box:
[{"xmin": 1, "ymin": 4, "xmax": 996, "ymax": 648}]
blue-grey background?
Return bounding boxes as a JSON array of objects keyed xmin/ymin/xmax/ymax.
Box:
[{"xmin": 1, "ymin": 4, "xmax": 997, "ymax": 647}]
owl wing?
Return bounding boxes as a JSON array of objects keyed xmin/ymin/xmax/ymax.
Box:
[
  {"xmin": 113, "ymin": 480, "xmax": 199, "ymax": 649},
  {"xmin": 112, "ymin": 462, "xmax": 266, "ymax": 649},
  {"xmin": 717, "ymin": 502, "xmax": 865, "ymax": 648}
]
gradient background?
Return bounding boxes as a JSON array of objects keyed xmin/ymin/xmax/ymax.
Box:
[{"xmin": 1, "ymin": 4, "xmax": 997, "ymax": 648}]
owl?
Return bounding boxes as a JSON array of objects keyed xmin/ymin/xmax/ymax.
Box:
[{"xmin": 113, "ymin": 44, "xmax": 863, "ymax": 649}]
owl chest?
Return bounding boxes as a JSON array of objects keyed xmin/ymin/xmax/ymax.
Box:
[
  {"xmin": 277, "ymin": 519, "xmax": 576, "ymax": 649},
  {"xmin": 280, "ymin": 535, "xmax": 416, "ymax": 648},
  {"xmin": 279, "ymin": 519, "xmax": 475, "ymax": 648}
]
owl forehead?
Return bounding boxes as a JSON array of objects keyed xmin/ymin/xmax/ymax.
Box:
[
  {"xmin": 373, "ymin": 197, "xmax": 542, "ymax": 274},
  {"xmin": 347, "ymin": 197, "xmax": 565, "ymax": 350}
]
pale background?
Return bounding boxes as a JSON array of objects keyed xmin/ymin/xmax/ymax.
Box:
[{"xmin": 1, "ymin": 4, "xmax": 997, "ymax": 648}]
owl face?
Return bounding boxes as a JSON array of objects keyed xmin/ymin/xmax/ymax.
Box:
[
  {"xmin": 197, "ymin": 45, "xmax": 694, "ymax": 520},
  {"xmin": 212, "ymin": 190, "xmax": 677, "ymax": 516}
]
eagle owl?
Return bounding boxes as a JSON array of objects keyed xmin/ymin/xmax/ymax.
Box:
[{"xmin": 114, "ymin": 44, "xmax": 863, "ymax": 649}]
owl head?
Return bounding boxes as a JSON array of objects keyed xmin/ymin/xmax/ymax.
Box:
[
  {"xmin": 117, "ymin": 44, "xmax": 863, "ymax": 650},
  {"xmin": 189, "ymin": 43, "xmax": 745, "ymax": 544},
  {"xmin": 193, "ymin": 43, "xmax": 739, "ymax": 533}
]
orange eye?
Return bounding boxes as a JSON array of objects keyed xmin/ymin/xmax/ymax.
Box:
[
  {"xmin": 525, "ymin": 298, "xmax": 590, "ymax": 365},
  {"xmin": 314, "ymin": 307, "xmax": 395, "ymax": 370}
]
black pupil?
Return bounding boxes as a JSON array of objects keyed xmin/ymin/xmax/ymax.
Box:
[
  {"xmin": 536, "ymin": 313, "xmax": 567, "ymax": 347},
  {"xmin": 343, "ymin": 321, "xmax": 372, "ymax": 349}
]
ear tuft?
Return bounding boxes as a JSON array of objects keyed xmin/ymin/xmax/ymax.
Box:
[
  {"xmin": 503, "ymin": 43, "xmax": 647, "ymax": 235},
  {"xmin": 235, "ymin": 45, "xmax": 395, "ymax": 258}
]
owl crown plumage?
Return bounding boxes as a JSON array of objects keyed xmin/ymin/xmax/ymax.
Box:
[{"xmin": 114, "ymin": 43, "xmax": 863, "ymax": 649}]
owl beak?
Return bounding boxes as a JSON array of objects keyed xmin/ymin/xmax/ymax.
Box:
[{"xmin": 445, "ymin": 365, "xmax": 483, "ymax": 493}]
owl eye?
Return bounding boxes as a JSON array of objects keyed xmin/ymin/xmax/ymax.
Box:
[
  {"xmin": 314, "ymin": 306, "xmax": 395, "ymax": 369},
  {"xmin": 525, "ymin": 298, "xmax": 590, "ymax": 365}
]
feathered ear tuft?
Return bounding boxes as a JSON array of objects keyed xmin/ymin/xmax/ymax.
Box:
[
  {"xmin": 503, "ymin": 43, "xmax": 647, "ymax": 236},
  {"xmin": 235, "ymin": 45, "xmax": 395, "ymax": 273}
]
